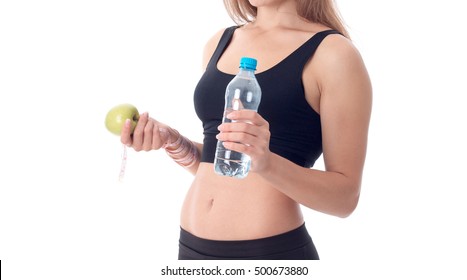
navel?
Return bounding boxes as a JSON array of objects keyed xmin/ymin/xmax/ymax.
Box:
[{"xmin": 209, "ymin": 198, "xmax": 215, "ymax": 208}]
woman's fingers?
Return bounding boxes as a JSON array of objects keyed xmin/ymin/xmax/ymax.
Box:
[
  {"xmin": 226, "ymin": 110, "xmax": 268, "ymax": 127},
  {"xmin": 142, "ymin": 121, "xmax": 155, "ymax": 151},
  {"xmin": 218, "ymin": 122, "xmax": 257, "ymax": 136},
  {"xmin": 217, "ymin": 111, "xmax": 271, "ymax": 158},
  {"xmin": 129, "ymin": 112, "xmax": 148, "ymax": 151},
  {"xmin": 120, "ymin": 112, "xmax": 169, "ymax": 152},
  {"xmin": 120, "ymin": 119, "xmax": 133, "ymax": 146}
]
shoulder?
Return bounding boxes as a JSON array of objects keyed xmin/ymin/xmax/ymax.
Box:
[
  {"xmin": 314, "ymin": 33, "xmax": 368, "ymax": 84},
  {"xmin": 202, "ymin": 27, "xmax": 235, "ymax": 70},
  {"xmin": 309, "ymin": 33, "xmax": 371, "ymax": 96},
  {"xmin": 314, "ymin": 34, "xmax": 362, "ymax": 69}
]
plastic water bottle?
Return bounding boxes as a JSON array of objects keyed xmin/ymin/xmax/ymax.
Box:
[{"xmin": 214, "ymin": 57, "xmax": 262, "ymax": 179}]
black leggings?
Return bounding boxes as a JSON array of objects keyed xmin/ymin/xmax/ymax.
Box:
[{"xmin": 178, "ymin": 223, "xmax": 319, "ymax": 260}]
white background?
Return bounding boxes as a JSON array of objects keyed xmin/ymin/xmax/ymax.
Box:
[{"xmin": 1, "ymin": 0, "xmax": 466, "ymax": 279}]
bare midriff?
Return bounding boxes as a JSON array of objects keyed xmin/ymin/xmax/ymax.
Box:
[{"xmin": 180, "ymin": 162, "xmax": 304, "ymax": 241}]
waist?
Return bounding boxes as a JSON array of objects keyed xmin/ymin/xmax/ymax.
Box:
[
  {"xmin": 179, "ymin": 223, "xmax": 313, "ymax": 259},
  {"xmin": 180, "ymin": 163, "xmax": 304, "ymax": 240}
]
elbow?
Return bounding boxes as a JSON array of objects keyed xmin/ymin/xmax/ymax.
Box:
[
  {"xmin": 336, "ymin": 203, "xmax": 357, "ymax": 218},
  {"xmin": 335, "ymin": 187, "xmax": 361, "ymax": 218},
  {"xmin": 316, "ymin": 193, "xmax": 359, "ymax": 218}
]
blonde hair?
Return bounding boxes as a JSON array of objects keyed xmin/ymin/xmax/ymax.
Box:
[{"xmin": 223, "ymin": 0, "xmax": 350, "ymax": 38}]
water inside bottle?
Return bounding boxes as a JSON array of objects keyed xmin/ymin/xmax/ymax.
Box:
[{"xmin": 214, "ymin": 145, "xmax": 251, "ymax": 179}]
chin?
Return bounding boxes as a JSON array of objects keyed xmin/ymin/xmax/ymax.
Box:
[{"xmin": 249, "ymin": 0, "xmax": 282, "ymax": 7}]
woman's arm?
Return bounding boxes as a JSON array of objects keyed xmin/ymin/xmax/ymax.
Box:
[
  {"xmin": 218, "ymin": 35, "xmax": 372, "ymax": 218},
  {"xmin": 120, "ymin": 112, "xmax": 201, "ymax": 175},
  {"xmin": 268, "ymin": 35, "xmax": 372, "ymax": 217}
]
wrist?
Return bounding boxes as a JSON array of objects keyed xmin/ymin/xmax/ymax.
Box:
[
  {"xmin": 256, "ymin": 152, "xmax": 277, "ymax": 179},
  {"xmin": 163, "ymin": 131, "xmax": 199, "ymax": 168},
  {"xmin": 160, "ymin": 127, "xmax": 181, "ymax": 150}
]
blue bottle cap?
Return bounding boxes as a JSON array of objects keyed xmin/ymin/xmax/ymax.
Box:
[{"xmin": 239, "ymin": 57, "xmax": 257, "ymax": 70}]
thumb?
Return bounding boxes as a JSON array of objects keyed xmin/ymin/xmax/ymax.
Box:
[{"xmin": 120, "ymin": 119, "xmax": 133, "ymax": 146}]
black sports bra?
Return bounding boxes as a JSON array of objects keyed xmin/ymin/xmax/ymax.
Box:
[{"xmin": 193, "ymin": 26, "xmax": 340, "ymax": 168}]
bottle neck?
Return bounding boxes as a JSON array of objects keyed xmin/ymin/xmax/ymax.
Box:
[{"xmin": 238, "ymin": 67, "xmax": 256, "ymax": 77}]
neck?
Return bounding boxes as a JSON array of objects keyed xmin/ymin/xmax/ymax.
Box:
[{"xmin": 252, "ymin": 1, "xmax": 302, "ymax": 29}]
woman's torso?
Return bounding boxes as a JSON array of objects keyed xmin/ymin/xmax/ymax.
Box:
[{"xmin": 181, "ymin": 24, "xmax": 335, "ymax": 240}]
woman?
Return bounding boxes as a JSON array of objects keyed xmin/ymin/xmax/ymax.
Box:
[{"xmin": 121, "ymin": 0, "xmax": 372, "ymax": 260}]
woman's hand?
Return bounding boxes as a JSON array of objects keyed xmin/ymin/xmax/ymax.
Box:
[
  {"xmin": 120, "ymin": 112, "xmax": 170, "ymax": 152},
  {"xmin": 216, "ymin": 110, "xmax": 272, "ymax": 173}
]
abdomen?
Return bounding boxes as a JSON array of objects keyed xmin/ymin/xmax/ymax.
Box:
[{"xmin": 180, "ymin": 163, "xmax": 304, "ymax": 240}]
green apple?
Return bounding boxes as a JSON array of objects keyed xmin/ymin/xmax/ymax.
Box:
[{"xmin": 105, "ymin": 103, "xmax": 140, "ymax": 136}]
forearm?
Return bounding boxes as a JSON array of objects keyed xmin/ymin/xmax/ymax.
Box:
[
  {"xmin": 185, "ymin": 142, "xmax": 203, "ymax": 175},
  {"xmin": 161, "ymin": 126, "xmax": 202, "ymax": 175},
  {"xmin": 260, "ymin": 153, "xmax": 361, "ymax": 218}
]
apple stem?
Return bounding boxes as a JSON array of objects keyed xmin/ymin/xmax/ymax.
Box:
[{"xmin": 119, "ymin": 144, "xmax": 128, "ymax": 182}]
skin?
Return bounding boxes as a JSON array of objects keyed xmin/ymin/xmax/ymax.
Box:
[{"xmin": 121, "ymin": 0, "xmax": 372, "ymax": 240}]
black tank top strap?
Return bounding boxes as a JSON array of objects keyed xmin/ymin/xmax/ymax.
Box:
[
  {"xmin": 206, "ymin": 26, "xmax": 240, "ymax": 69},
  {"xmin": 290, "ymin": 29, "xmax": 341, "ymax": 74}
]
